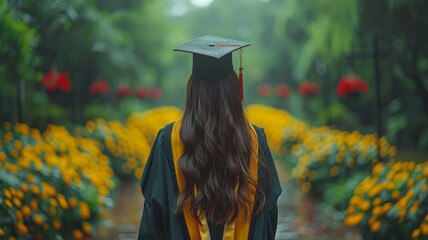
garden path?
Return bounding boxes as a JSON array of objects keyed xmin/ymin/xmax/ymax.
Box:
[{"xmin": 91, "ymin": 162, "xmax": 361, "ymax": 240}]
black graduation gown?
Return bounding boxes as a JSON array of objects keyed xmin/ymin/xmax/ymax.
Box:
[{"xmin": 138, "ymin": 123, "xmax": 282, "ymax": 240}]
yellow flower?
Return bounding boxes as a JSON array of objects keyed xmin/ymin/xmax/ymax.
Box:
[
  {"xmin": 372, "ymin": 162, "xmax": 384, "ymax": 175},
  {"xmin": 382, "ymin": 202, "xmax": 392, "ymax": 214},
  {"xmin": 372, "ymin": 206, "xmax": 383, "ymax": 216},
  {"xmin": 50, "ymin": 198, "xmax": 58, "ymax": 207},
  {"xmin": 410, "ymin": 204, "xmax": 418, "ymax": 213},
  {"xmin": 368, "ymin": 216, "xmax": 376, "ymax": 226},
  {"xmin": 42, "ymin": 182, "xmax": 56, "ymax": 197},
  {"xmin": 350, "ymin": 196, "xmax": 360, "ymax": 206},
  {"xmin": 347, "ymin": 206, "xmax": 355, "ymax": 215},
  {"xmin": 22, "ymin": 205, "xmax": 31, "ymax": 216},
  {"xmin": 359, "ymin": 200, "xmax": 371, "ymax": 211},
  {"xmin": 368, "ymin": 186, "xmax": 381, "ymax": 197},
  {"xmin": 407, "ymin": 161, "xmax": 415, "ymax": 170},
  {"xmin": 370, "ymin": 220, "xmax": 381, "ymax": 232},
  {"xmin": 14, "ymin": 140, "xmax": 22, "ymax": 150},
  {"xmin": 58, "ymin": 195, "xmax": 68, "ymax": 209},
  {"xmin": 79, "ymin": 202, "xmax": 91, "ymax": 219},
  {"xmin": 82, "ymin": 222, "xmax": 92, "ymax": 234},
  {"xmin": 301, "ymin": 182, "xmax": 311, "ymax": 192},
  {"xmin": 392, "ymin": 191, "xmax": 400, "ymax": 200},
  {"xmin": 16, "ymin": 222, "xmax": 28, "ymax": 235},
  {"xmin": 86, "ymin": 120, "xmax": 96, "ymax": 132},
  {"xmin": 421, "ymin": 223, "xmax": 428, "ymax": 235},
  {"xmin": 16, "ymin": 211, "xmax": 23, "ymax": 221},
  {"xmin": 407, "ymin": 179, "xmax": 415, "ymax": 187},
  {"xmin": 0, "ymin": 152, "xmax": 6, "ymax": 161},
  {"xmin": 388, "ymin": 146, "xmax": 397, "ymax": 157},
  {"xmin": 386, "ymin": 182, "xmax": 394, "ymax": 190},
  {"xmin": 33, "ymin": 215, "xmax": 43, "ymax": 225},
  {"xmin": 329, "ymin": 166, "xmax": 339, "ymax": 177},
  {"xmin": 12, "ymin": 197, "xmax": 21, "ymax": 208},
  {"xmin": 5, "ymin": 199, "xmax": 13, "ymax": 208},
  {"xmin": 15, "ymin": 190, "xmax": 24, "ymax": 199},
  {"xmin": 30, "ymin": 199, "xmax": 39, "ymax": 210},
  {"xmin": 0, "ymin": 228, "xmax": 4, "ymax": 236},
  {"xmin": 69, "ymin": 197, "xmax": 78, "ymax": 208},
  {"xmin": 412, "ymin": 229, "xmax": 421, "ymax": 238},
  {"xmin": 53, "ymin": 220, "xmax": 61, "ymax": 230},
  {"xmin": 31, "ymin": 185, "xmax": 40, "ymax": 195},
  {"xmin": 4, "ymin": 189, "xmax": 11, "ymax": 199},
  {"xmin": 373, "ymin": 197, "xmax": 382, "ymax": 206},
  {"xmin": 73, "ymin": 229, "xmax": 84, "ymax": 240},
  {"xmin": 345, "ymin": 212, "xmax": 364, "ymax": 226}
]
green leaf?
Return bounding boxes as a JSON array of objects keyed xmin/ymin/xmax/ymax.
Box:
[{"xmin": 0, "ymin": 169, "xmax": 21, "ymax": 187}]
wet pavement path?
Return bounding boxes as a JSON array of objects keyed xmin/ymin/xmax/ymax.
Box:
[{"xmin": 92, "ymin": 162, "xmax": 361, "ymax": 240}]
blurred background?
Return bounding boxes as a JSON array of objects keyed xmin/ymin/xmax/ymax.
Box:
[
  {"xmin": 1, "ymin": 0, "xmax": 428, "ymax": 239},
  {"xmin": 1, "ymin": 0, "xmax": 428, "ymax": 151}
]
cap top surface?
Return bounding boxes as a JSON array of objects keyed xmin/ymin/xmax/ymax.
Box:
[{"xmin": 174, "ymin": 35, "xmax": 251, "ymax": 59}]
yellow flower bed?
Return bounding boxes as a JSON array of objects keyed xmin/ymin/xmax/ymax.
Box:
[
  {"xmin": 247, "ymin": 104, "xmax": 395, "ymax": 194},
  {"xmin": 126, "ymin": 106, "xmax": 181, "ymax": 178},
  {"xmin": 246, "ymin": 104, "xmax": 309, "ymax": 153},
  {"xmin": 290, "ymin": 128, "xmax": 395, "ymax": 193},
  {"xmin": 345, "ymin": 161, "xmax": 428, "ymax": 239},
  {"xmin": 0, "ymin": 123, "xmax": 115, "ymax": 239},
  {"xmin": 82, "ymin": 119, "xmax": 151, "ymax": 180},
  {"xmin": 247, "ymin": 104, "xmax": 428, "ymax": 239},
  {"xmin": 79, "ymin": 106, "xmax": 182, "ymax": 180},
  {"xmin": 127, "ymin": 106, "xmax": 182, "ymax": 143}
]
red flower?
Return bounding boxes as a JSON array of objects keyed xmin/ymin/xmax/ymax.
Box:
[
  {"xmin": 115, "ymin": 86, "xmax": 132, "ymax": 98},
  {"xmin": 149, "ymin": 87, "xmax": 163, "ymax": 100},
  {"xmin": 257, "ymin": 84, "xmax": 272, "ymax": 97},
  {"xmin": 56, "ymin": 73, "xmax": 71, "ymax": 93},
  {"xmin": 298, "ymin": 82, "xmax": 319, "ymax": 97},
  {"xmin": 40, "ymin": 70, "xmax": 72, "ymax": 93},
  {"xmin": 89, "ymin": 79, "xmax": 110, "ymax": 95},
  {"xmin": 336, "ymin": 74, "xmax": 369, "ymax": 97},
  {"xmin": 135, "ymin": 87, "xmax": 149, "ymax": 100},
  {"xmin": 276, "ymin": 84, "xmax": 292, "ymax": 98}
]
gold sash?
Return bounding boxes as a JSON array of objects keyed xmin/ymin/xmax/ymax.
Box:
[{"xmin": 171, "ymin": 120, "xmax": 259, "ymax": 240}]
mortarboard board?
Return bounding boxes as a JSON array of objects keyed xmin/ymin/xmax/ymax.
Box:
[{"xmin": 173, "ymin": 35, "xmax": 251, "ymax": 100}]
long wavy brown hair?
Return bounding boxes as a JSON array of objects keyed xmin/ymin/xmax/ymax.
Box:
[{"xmin": 175, "ymin": 71, "xmax": 267, "ymax": 225}]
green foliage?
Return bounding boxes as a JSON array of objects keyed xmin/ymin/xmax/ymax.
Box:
[
  {"xmin": 323, "ymin": 172, "xmax": 369, "ymax": 211},
  {"xmin": 30, "ymin": 102, "xmax": 70, "ymax": 126},
  {"xmin": 317, "ymin": 102, "xmax": 359, "ymax": 129},
  {"xmin": 0, "ymin": 1, "xmax": 39, "ymax": 123},
  {"xmin": 0, "ymin": 1, "xmax": 38, "ymax": 81},
  {"xmin": 277, "ymin": 0, "xmax": 359, "ymax": 79},
  {"xmin": 82, "ymin": 103, "xmax": 122, "ymax": 121}
]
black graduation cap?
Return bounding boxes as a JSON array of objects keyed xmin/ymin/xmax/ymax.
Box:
[{"xmin": 173, "ymin": 35, "xmax": 251, "ymax": 81}]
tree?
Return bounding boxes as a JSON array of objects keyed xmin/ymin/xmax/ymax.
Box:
[{"xmin": 0, "ymin": 1, "xmax": 39, "ymax": 122}]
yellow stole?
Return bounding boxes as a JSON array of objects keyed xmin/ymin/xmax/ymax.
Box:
[{"xmin": 171, "ymin": 120, "xmax": 259, "ymax": 240}]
